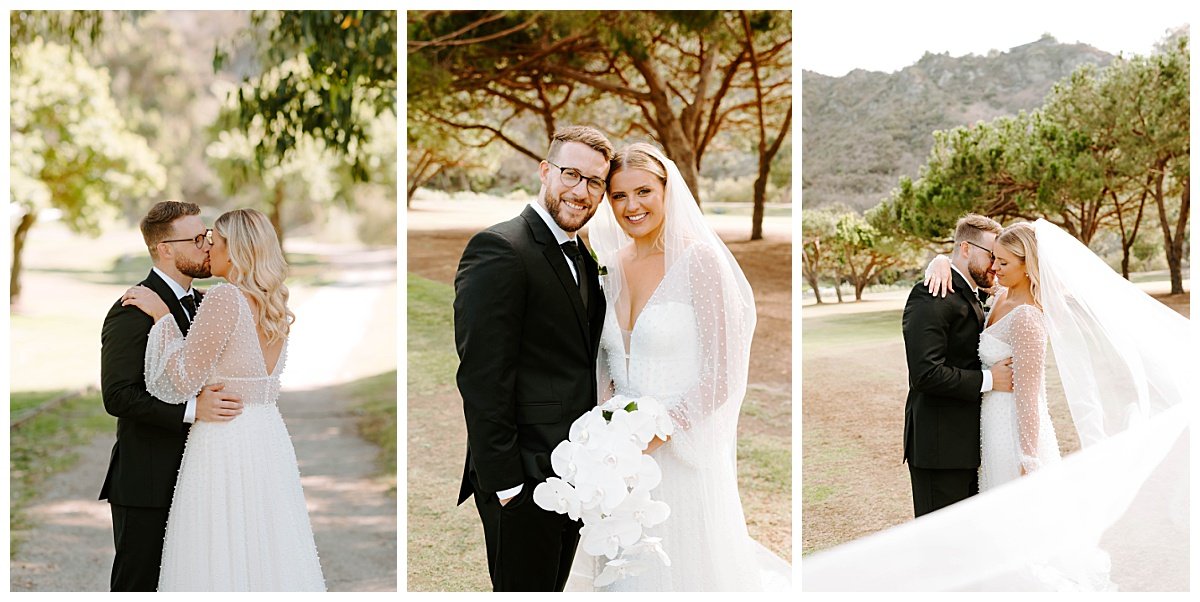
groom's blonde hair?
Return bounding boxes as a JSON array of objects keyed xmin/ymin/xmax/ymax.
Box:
[
  {"xmin": 547, "ymin": 126, "xmax": 614, "ymax": 163},
  {"xmin": 954, "ymin": 213, "xmax": 1002, "ymax": 244}
]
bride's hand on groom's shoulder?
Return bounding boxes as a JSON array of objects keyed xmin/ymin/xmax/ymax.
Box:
[
  {"xmin": 923, "ymin": 255, "xmax": 953, "ymax": 297},
  {"xmin": 121, "ymin": 285, "xmax": 170, "ymax": 321}
]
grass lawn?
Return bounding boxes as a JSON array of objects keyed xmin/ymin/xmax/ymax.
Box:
[
  {"xmin": 9, "ymin": 390, "xmax": 115, "ymax": 557},
  {"xmin": 348, "ymin": 370, "xmax": 399, "ymax": 493}
]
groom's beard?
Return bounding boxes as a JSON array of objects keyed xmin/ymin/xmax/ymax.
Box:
[
  {"xmin": 177, "ymin": 255, "xmax": 212, "ymax": 279},
  {"xmin": 968, "ymin": 258, "xmax": 994, "ymax": 289},
  {"xmin": 542, "ymin": 186, "xmax": 597, "ymax": 233}
]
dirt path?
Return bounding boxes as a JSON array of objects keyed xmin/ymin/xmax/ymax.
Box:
[{"xmin": 9, "ymin": 246, "xmax": 398, "ymax": 592}]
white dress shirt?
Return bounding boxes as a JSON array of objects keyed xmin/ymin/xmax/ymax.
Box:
[{"xmin": 151, "ymin": 266, "xmax": 199, "ymax": 423}]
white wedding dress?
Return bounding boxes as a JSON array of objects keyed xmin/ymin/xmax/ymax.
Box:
[
  {"xmin": 569, "ymin": 245, "xmax": 789, "ymax": 591},
  {"xmin": 978, "ymin": 302, "xmax": 1061, "ymax": 491},
  {"xmin": 577, "ymin": 144, "xmax": 790, "ymax": 591},
  {"xmin": 977, "ymin": 300, "xmax": 1115, "ymax": 591},
  {"xmin": 145, "ymin": 282, "xmax": 325, "ymax": 591}
]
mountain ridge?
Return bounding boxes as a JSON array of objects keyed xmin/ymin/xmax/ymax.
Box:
[{"xmin": 802, "ymin": 35, "xmax": 1114, "ymax": 212}]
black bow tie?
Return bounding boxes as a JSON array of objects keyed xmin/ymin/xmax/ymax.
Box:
[
  {"xmin": 976, "ymin": 289, "xmax": 989, "ymax": 305},
  {"xmin": 179, "ymin": 293, "xmax": 197, "ymax": 321}
]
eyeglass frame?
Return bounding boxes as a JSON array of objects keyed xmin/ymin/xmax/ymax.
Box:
[
  {"xmin": 545, "ymin": 160, "xmax": 607, "ymax": 196},
  {"xmin": 963, "ymin": 239, "xmax": 995, "ymax": 261},
  {"xmin": 160, "ymin": 229, "xmax": 213, "ymax": 250}
]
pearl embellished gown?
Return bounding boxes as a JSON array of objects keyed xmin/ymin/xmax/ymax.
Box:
[
  {"xmin": 977, "ymin": 303, "xmax": 1061, "ymax": 491},
  {"xmin": 144, "ymin": 283, "xmax": 325, "ymax": 591},
  {"xmin": 573, "ymin": 246, "xmax": 789, "ymax": 591}
]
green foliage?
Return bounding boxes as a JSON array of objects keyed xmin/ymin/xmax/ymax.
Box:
[
  {"xmin": 9, "ymin": 10, "xmax": 108, "ymax": 63},
  {"xmin": 216, "ymin": 10, "xmax": 397, "ymax": 182},
  {"xmin": 407, "ymin": 10, "xmax": 790, "ymax": 206},
  {"xmin": 10, "ymin": 39, "xmax": 167, "ymax": 234},
  {"xmin": 884, "ymin": 31, "xmax": 1189, "ymax": 286}
]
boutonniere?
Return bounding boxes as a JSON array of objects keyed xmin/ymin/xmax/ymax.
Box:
[{"xmin": 598, "ymin": 265, "xmax": 608, "ymax": 276}]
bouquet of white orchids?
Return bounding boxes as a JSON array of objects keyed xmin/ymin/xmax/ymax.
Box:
[{"xmin": 533, "ymin": 394, "xmax": 675, "ymax": 586}]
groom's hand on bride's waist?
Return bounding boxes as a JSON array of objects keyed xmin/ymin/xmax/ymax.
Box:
[
  {"xmin": 196, "ymin": 383, "xmax": 243, "ymax": 422},
  {"xmin": 990, "ymin": 358, "xmax": 1014, "ymax": 393}
]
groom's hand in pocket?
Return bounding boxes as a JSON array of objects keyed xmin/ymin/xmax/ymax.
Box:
[{"xmin": 196, "ymin": 383, "xmax": 243, "ymax": 422}]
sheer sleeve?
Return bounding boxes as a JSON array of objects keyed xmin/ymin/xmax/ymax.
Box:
[
  {"xmin": 670, "ymin": 245, "xmax": 753, "ymax": 431},
  {"xmin": 1009, "ymin": 305, "xmax": 1047, "ymax": 473},
  {"xmin": 145, "ymin": 283, "xmax": 241, "ymax": 404},
  {"xmin": 597, "ymin": 338, "xmax": 615, "ymax": 404}
]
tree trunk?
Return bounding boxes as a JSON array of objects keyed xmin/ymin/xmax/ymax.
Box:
[
  {"xmin": 751, "ymin": 167, "xmax": 767, "ymax": 241},
  {"xmin": 802, "ymin": 249, "xmax": 823, "ymax": 304},
  {"xmin": 10, "ymin": 211, "xmax": 36, "ymax": 303},
  {"xmin": 833, "ymin": 276, "xmax": 844, "ymax": 303},
  {"xmin": 1152, "ymin": 166, "xmax": 1186, "ymax": 295},
  {"xmin": 271, "ymin": 181, "xmax": 286, "ymax": 255}
]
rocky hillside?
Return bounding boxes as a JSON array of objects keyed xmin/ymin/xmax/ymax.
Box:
[{"xmin": 802, "ymin": 35, "xmax": 1113, "ymax": 212}]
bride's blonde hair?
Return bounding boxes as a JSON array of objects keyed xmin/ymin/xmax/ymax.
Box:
[
  {"xmin": 214, "ymin": 209, "xmax": 295, "ymax": 343},
  {"xmin": 997, "ymin": 221, "xmax": 1042, "ymax": 309},
  {"xmin": 608, "ymin": 142, "xmax": 669, "ymax": 250}
]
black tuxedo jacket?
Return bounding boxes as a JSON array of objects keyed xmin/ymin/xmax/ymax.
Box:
[
  {"xmin": 902, "ymin": 270, "xmax": 986, "ymax": 470},
  {"xmin": 99, "ymin": 270, "xmax": 203, "ymax": 508},
  {"xmin": 454, "ymin": 205, "xmax": 606, "ymax": 504}
]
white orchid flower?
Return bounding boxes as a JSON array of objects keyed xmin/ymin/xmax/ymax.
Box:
[
  {"xmin": 612, "ymin": 487, "xmax": 670, "ymax": 529},
  {"xmin": 625, "ymin": 454, "xmax": 662, "ymax": 491},
  {"xmin": 593, "ymin": 556, "xmax": 649, "ymax": 587},
  {"xmin": 580, "ymin": 514, "xmax": 644, "ymax": 559},
  {"xmin": 533, "ymin": 477, "xmax": 582, "ymax": 520}
]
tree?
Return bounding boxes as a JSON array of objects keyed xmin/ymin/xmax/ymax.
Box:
[
  {"xmin": 408, "ymin": 11, "xmax": 791, "ymax": 207},
  {"xmin": 738, "ymin": 10, "xmax": 792, "ymax": 240},
  {"xmin": 10, "ymin": 39, "xmax": 166, "ymax": 301},
  {"xmin": 801, "ymin": 207, "xmax": 840, "ymax": 304},
  {"xmin": 1114, "ymin": 38, "xmax": 1190, "ymax": 294},
  {"xmin": 830, "ymin": 209, "xmax": 911, "ymax": 301},
  {"xmin": 215, "ymin": 10, "xmax": 397, "ymax": 182}
]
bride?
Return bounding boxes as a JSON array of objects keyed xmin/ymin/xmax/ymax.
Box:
[
  {"xmin": 805, "ymin": 218, "xmax": 1190, "ymax": 591},
  {"xmin": 571, "ymin": 142, "xmax": 790, "ymax": 591},
  {"xmin": 121, "ymin": 208, "xmax": 325, "ymax": 591}
]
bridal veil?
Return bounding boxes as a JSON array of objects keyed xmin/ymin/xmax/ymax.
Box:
[{"xmin": 804, "ymin": 218, "xmax": 1192, "ymax": 591}]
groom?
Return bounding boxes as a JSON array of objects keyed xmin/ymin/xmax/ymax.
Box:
[
  {"xmin": 454, "ymin": 125, "xmax": 612, "ymax": 591},
  {"xmin": 901, "ymin": 213, "xmax": 1012, "ymax": 517},
  {"xmin": 99, "ymin": 200, "xmax": 244, "ymax": 591}
]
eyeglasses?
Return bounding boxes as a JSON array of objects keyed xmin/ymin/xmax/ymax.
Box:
[
  {"xmin": 964, "ymin": 240, "xmax": 995, "ymax": 261},
  {"xmin": 546, "ymin": 161, "xmax": 606, "ymax": 196},
  {"xmin": 161, "ymin": 229, "xmax": 213, "ymax": 250}
]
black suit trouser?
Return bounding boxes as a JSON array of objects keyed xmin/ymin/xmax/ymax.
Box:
[
  {"xmin": 908, "ymin": 464, "xmax": 978, "ymax": 518},
  {"xmin": 110, "ymin": 503, "xmax": 169, "ymax": 591},
  {"xmin": 471, "ymin": 474, "xmax": 581, "ymax": 591}
]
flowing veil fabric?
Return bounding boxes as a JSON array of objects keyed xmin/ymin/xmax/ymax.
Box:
[
  {"xmin": 568, "ymin": 144, "xmax": 790, "ymax": 590},
  {"xmin": 804, "ymin": 219, "xmax": 1192, "ymax": 591}
]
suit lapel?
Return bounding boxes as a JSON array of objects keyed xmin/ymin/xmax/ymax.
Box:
[
  {"xmin": 143, "ymin": 270, "xmax": 193, "ymax": 336},
  {"xmin": 579, "ymin": 237, "xmax": 606, "ymax": 348},
  {"xmin": 953, "ymin": 271, "xmax": 985, "ymax": 327},
  {"xmin": 521, "ymin": 207, "xmax": 590, "ymax": 343}
]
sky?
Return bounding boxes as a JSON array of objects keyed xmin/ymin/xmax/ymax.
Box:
[{"xmin": 799, "ymin": 0, "xmax": 1193, "ymax": 76}]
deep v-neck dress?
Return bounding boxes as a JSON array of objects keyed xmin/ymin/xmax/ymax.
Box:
[
  {"xmin": 144, "ymin": 283, "xmax": 325, "ymax": 591},
  {"xmin": 577, "ymin": 247, "xmax": 787, "ymax": 591}
]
